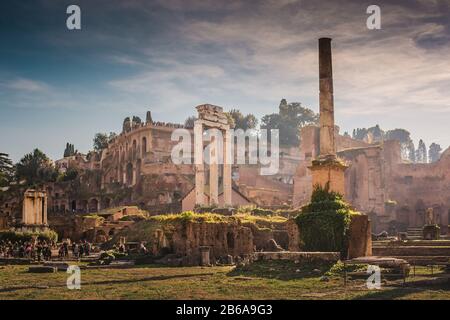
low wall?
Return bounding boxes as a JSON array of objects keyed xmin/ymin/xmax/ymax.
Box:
[{"xmin": 254, "ymin": 251, "xmax": 340, "ymax": 264}]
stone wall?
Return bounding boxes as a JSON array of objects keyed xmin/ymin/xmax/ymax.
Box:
[{"xmin": 293, "ymin": 125, "xmax": 450, "ymax": 234}]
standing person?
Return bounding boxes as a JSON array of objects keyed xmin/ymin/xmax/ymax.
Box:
[
  {"xmin": 79, "ymin": 241, "xmax": 84, "ymax": 258},
  {"xmin": 71, "ymin": 241, "xmax": 76, "ymax": 257},
  {"xmin": 63, "ymin": 241, "xmax": 69, "ymax": 258},
  {"xmin": 36, "ymin": 242, "xmax": 42, "ymax": 262},
  {"xmin": 84, "ymin": 241, "xmax": 91, "ymax": 256}
]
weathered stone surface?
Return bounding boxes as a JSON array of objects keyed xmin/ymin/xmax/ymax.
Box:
[
  {"xmin": 28, "ymin": 266, "xmax": 57, "ymax": 273},
  {"xmin": 254, "ymin": 251, "xmax": 340, "ymax": 264},
  {"xmin": 347, "ymin": 214, "xmax": 372, "ymax": 259},
  {"xmin": 43, "ymin": 262, "xmax": 70, "ymax": 271}
]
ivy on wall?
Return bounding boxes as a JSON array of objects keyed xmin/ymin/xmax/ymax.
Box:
[{"xmin": 295, "ymin": 183, "xmax": 359, "ymax": 254}]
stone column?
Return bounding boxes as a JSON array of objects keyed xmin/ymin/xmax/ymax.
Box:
[
  {"xmin": 319, "ymin": 37, "xmax": 336, "ymax": 157},
  {"xmin": 194, "ymin": 121, "xmax": 205, "ymax": 205},
  {"xmin": 131, "ymin": 164, "xmax": 136, "ymax": 186},
  {"xmin": 22, "ymin": 194, "xmax": 30, "ymax": 224},
  {"xmin": 209, "ymin": 131, "xmax": 219, "ymax": 205},
  {"xmin": 223, "ymin": 128, "xmax": 232, "ymax": 206},
  {"xmin": 43, "ymin": 193, "xmax": 48, "ymax": 225},
  {"xmin": 199, "ymin": 246, "xmax": 211, "ymax": 266}
]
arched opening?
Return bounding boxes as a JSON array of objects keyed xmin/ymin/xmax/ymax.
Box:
[
  {"xmin": 136, "ymin": 159, "xmax": 142, "ymax": 183},
  {"xmin": 102, "ymin": 197, "xmax": 111, "ymax": 209},
  {"xmin": 80, "ymin": 200, "xmax": 88, "ymax": 213},
  {"xmin": 95, "ymin": 230, "xmax": 107, "ymax": 243},
  {"xmin": 126, "ymin": 163, "xmax": 133, "ymax": 186},
  {"xmin": 142, "ymin": 137, "xmax": 147, "ymax": 155},
  {"xmin": 89, "ymin": 198, "xmax": 99, "ymax": 213},
  {"xmin": 71, "ymin": 200, "xmax": 77, "ymax": 212},
  {"xmin": 132, "ymin": 140, "xmax": 137, "ymax": 160}
]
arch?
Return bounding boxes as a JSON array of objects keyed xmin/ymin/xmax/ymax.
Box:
[
  {"xmin": 95, "ymin": 230, "xmax": 107, "ymax": 243},
  {"xmin": 89, "ymin": 198, "xmax": 99, "ymax": 213},
  {"xmin": 132, "ymin": 140, "xmax": 137, "ymax": 160},
  {"xmin": 102, "ymin": 197, "xmax": 112, "ymax": 209},
  {"xmin": 142, "ymin": 136, "xmax": 147, "ymax": 155},
  {"xmin": 80, "ymin": 200, "xmax": 88, "ymax": 213},
  {"xmin": 126, "ymin": 162, "xmax": 133, "ymax": 185},
  {"xmin": 136, "ymin": 159, "xmax": 142, "ymax": 183},
  {"xmin": 71, "ymin": 200, "xmax": 77, "ymax": 212}
]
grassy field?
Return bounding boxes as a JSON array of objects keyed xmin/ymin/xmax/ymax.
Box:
[{"xmin": 0, "ymin": 261, "xmax": 449, "ymax": 300}]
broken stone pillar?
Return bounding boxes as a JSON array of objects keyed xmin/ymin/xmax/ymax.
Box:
[
  {"xmin": 194, "ymin": 121, "xmax": 206, "ymax": 206},
  {"xmin": 199, "ymin": 246, "xmax": 211, "ymax": 266},
  {"xmin": 319, "ymin": 37, "xmax": 336, "ymax": 157},
  {"xmin": 309, "ymin": 38, "xmax": 347, "ymax": 195},
  {"xmin": 22, "ymin": 189, "xmax": 48, "ymax": 226}
]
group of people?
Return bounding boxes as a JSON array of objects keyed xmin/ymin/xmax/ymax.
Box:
[
  {"xmin": 58, "ymin": 240, "xmax": 91, "ymax": 259},
  {"xmin": 0, "ymin": 240, "xmax": 54, "ymax": 261},
  {"xmin": 0, "ymin": 239, "xmax": 93, "ymax": 261}
]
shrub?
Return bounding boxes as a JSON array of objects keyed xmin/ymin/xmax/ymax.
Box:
[
  {"xmin": 295, "ymin": 183, "xmax": 359, "ymax": 254},
  {"xmin": 0, "ymin": 230, "xmax": 58, "ymax": 243}
]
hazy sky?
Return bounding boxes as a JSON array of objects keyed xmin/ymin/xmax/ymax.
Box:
[{"xmin": 1, "ymin": 0, "xmax": 450, "ymax": 162}]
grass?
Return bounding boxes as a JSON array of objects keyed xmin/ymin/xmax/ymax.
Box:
[{"xmin": 0, "ymin": 261, "xmax": 448, "ymax": 300}]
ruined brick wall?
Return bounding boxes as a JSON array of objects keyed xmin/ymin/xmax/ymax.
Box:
[{"xmin": 293, "ymin": 124, "xmax": 450, "ymax": 234}]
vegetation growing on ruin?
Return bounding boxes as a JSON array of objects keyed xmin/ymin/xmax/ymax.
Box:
[
  {"xmin": 0, "ymin": 230, "xmax": 58, "ymax": 243},
  {"xmin": 83, "ymin": 214, "xmax": 105, "ymax": 222},
  {"xmin": 150, "ymin": 211, "xmax": 228, "ymax": 223},
  {"xmin": 295, "ymin": 184, "xmax": 359, "ymax": 254},
  {"xmin": 236, "ymin": 205, "xmax": 300, "ymax": 218}
]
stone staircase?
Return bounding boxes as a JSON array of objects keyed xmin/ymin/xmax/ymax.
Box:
[
  {"xmin": 372, "ymin": 239, "xmax": 450, "ymax": 265},
  {"xmin": 406, "ymin": 227, "xmax": 423, "ymax": 240}
]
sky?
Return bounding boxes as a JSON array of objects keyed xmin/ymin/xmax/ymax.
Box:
[{"xmin": 1, "ymin": 0, "xmax": 450, "ymax": 162}]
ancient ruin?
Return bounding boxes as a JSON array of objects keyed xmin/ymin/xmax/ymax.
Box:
[
  {"xmin": 193, "ymin": 104, "xmax": 232, "ymax": 207},
  {"xmin": 19, "ymin": 189, "xmax": 48, "ymax": 231},
  {"xmin": 309, "ymin": 38, "xmax": 347, "ymax": 196}
]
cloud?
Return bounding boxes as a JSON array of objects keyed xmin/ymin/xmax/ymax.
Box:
[{"xmin": 4, "ymin": 78, "xmax": 51, "ymax": 93}]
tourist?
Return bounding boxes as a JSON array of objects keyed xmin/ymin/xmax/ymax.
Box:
[
  {"xmin": 79, "ymin": 241, "xmax": 84, "ymax": 258},
  {"xmin": 139, "ymin": 242, "xmax": 148, "ymax": 254},
  {"xmin": 73, "ymin": 243, "xmax": 79, "ymax": 258}
]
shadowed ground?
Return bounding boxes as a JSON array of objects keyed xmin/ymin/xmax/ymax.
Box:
[{"xmin": 0, "ymin": 262, "xmax": 448, "ymax": 300}]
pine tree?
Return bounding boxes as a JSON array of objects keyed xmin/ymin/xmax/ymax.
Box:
[{"xmin": 428, "ymin": 143, "xmax": 442, "ymax": 163}]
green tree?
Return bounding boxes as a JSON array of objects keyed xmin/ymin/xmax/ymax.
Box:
[
  {"xmin": 428, "ymin": 143, "xmax": 442, "ymax": 163},
  {"xmin": 415, "ymin": 139, "xmax": 427, "ymax": 163},
  {"xmin": 63, "ymin": 143, "xmax": 77, "ymax": 157},
  {"xmin": 226, "ymin": 109, "xmax": 258, "ymax": 130},
  {"xmin": 184, "ymin": 116, "xmax": 197, "ymax": 128},
  {"xmin": 385, "ymin": 128, "xmax": 416, "ymax": 162},
  {"xmin": 0, "ymin": 153, "xmax": 14, "ymax": 187},
  {"xmin": 16, "ymin": 149, "xmax": 57, "ymax": 186},
  {"xmin": 261, "ymin": 99, "xmax": 318, "ymax": 146},
  {"xmin": 93, "ymin": 132, "xmax": 116, "ymax": 152}
]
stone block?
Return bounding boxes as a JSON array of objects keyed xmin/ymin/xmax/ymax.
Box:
[{"xmin": 28, "ymin": 266, "xmax": 57, "ymax": 273}]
